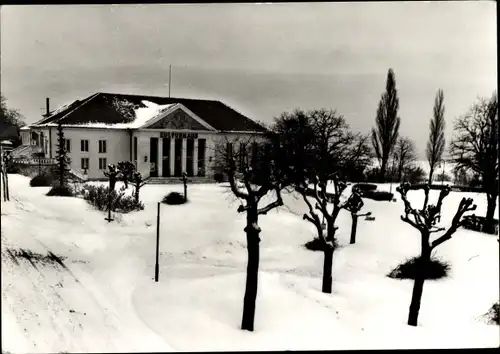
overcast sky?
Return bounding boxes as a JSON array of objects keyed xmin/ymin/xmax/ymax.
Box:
[{"xmin": 1, "ymin": 2, "xmax": 497, "ymax": 158}]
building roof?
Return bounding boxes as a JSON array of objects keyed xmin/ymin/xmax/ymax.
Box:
[{"xmin": 32, "ymin": 92, "xmax": 267, "ymax": 133}]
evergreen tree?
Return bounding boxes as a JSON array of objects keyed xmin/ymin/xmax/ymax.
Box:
[{"xmin": 56, "ymin": 122, "xmax": 71, "ymax": 188}]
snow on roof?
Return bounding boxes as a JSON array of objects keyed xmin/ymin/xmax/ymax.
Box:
[
  {"xmin": 20, "ymin": 126, "xmax": 30, "ymax": 130},
  {"xmin": 39, "ymin": 101, "xmax": 177, "ymax": 129}
]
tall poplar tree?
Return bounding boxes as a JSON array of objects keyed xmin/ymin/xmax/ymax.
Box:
[
  {"xmin": 426, "ymin": 89, "xmax": 446, "ymax": 184},
  {"xmin": 371, "ymin": 69, "xmax": 401, "ymax": 182}
]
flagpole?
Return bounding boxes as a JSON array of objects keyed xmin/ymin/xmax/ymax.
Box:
[{"xmin": 169, "ymin": 65, "xmax": 172, "ymax": 98}]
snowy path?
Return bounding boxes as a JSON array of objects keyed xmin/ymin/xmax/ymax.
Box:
[{"xmin": 1, "ymin": 180, "xmax": 172, "ymax": 353}]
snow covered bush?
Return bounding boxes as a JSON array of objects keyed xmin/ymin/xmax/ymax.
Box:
[
  {"xmin": 162, "ymin": 192, "xmax": 187, "ymax": 205},
  {"xmin": 46, "ymin": 184, "xmax": 74, "ymax": 197},
  {"xmin": 387, "ymin": 256, "xmax": 450, "ymax": 280},
  {"xmin": 30, "ymin": 174, "xmax": 53, "ymax": 187},
  {"xmin": 461, "ymin": 215, "xmax": 499, "ymax": 235},
  {"xmin": 304, "ymin": 237, "xmax": 339, "ymax": 252},
  {"xmin": 81, "ymin": 184, "xmax": 144, "ymax": 213}
]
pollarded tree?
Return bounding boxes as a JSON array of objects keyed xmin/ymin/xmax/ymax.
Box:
[
  {"xmin": 371, "ymin": 68, "xmax": 401, "ymax": 182},
  {"xmin": 343, "ymin": 191, "xmax": 371, "ymax": 245},
  {"xmin": 131, "ymin": 171, "xmax": 149, "ymax": 202},
  {"xmin": 426, "ymin": 89, "xmax": 446, "ymax": 184},
  {"xmin": 216, "ymin": 135, "xmax": 286, "ymax": 332},
  {"xmin": 450, "ymin": 92, "xmax": 498, "ymax": 233},
  {"xmin": 104, "ymin": 164, "xmax": 120, "ymax": 191},
  {"xmin": 117, "ymin": 161, "xmax": 136, "ymax": 188},
  {"xmin": 273, "ymin": 108, "xmax": 371, "ymax": 293},
  {"xmin": 397, "ymin": 183, "xmax": 476, "ymax": 326}
]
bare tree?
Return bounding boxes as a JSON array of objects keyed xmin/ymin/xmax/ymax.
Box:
[
  {"xmin": 426, "ymin": 89, "xmax": 446, "ymax": 184},
  {"xmin": 394, "ymin": 137, "xmax": 418, "ymax": 182},
  {"xmin": 397, "ymin": 183, "xmax": 476, "ymax": 326},
  {"xmin": 117, "ymin": 161, "xmax": 136, "ymax": 188},
  {"xmin": 297, "ymin": 176, "xmax": 348, "ymax": 293},
  {"xmin": 450, "ymin": 92, "xmax": 498, "ymax": 233},
  {"xmin": 343, "ymin": 191, "xmax": 371, "ymax": 244},
  {"xmin": 131, "ymin": 171, "xmax": 150, "ymax": 202},
  {"xmin": 215, "ymin": 135, "xmax": 285, "ymax": 332},
  {"xmin": 371, "ymin": 68, "xmax": 401, "ymax": 182},
  {"xmin": 273, "ymin": 109, "xmax": 371, "ymax": 293},
  {"xmin": 104, "ymin": 164, "xmax": 120, "ymax": 191}
]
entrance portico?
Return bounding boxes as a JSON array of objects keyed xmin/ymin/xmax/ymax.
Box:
[{"xmin": 135, "ymin": 130, "xmax": 213, "ymax": 179}]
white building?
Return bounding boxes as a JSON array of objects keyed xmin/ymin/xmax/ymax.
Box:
[{"xmin": 18, "ymin": 93, "xmax": 268, "ymax": 181}]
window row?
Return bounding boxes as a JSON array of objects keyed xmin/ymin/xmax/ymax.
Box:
[
  {"xmin": 63, "ymin": 139, "xmax": 107, "ymax": 153},
  {"xmin": 80, "ymin": 157, "xmax": 108, "ymax": 171}
]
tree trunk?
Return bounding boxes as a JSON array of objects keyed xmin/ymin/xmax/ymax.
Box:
[
  {"xmin": 407, "ymin": 244, "xmax": 431, "ymax": 326},
  {"xmin": 5, "ymin": 171, "xmax": 9, "ymax": 201},
  {"xmin": 380, "ymin": 158, "xmax": 387, "ymax": 183},
  {"xmin": 134, "ymin": 185, "xmax": 139, "ymax": 202},
  {"xmin": 59, "ymin": 161, "xmax": 64, "ymax": 188},
  {"xmin": 485, "ymin": 193, "xmax": 497, "ymax": 234},
  {"xmin": 322, "ymin": 246, "xmax": 334, "ymax": 293},
  {"xmin": 2, "ymin": 170, "xmax": 8, "ymax": 201},
  {"xmin": 110, "ymin": 178, "xmax": 116, "ymax": 191},
  {"xmin": 241, "ymin": 206, "xmax": 261, "ymax": 332},
  {"xmin": 350, "ymin": 213, "xmax": 358, "ymax": 244},
  {"xmin": 428, "ymin": 167, "xmax": 434, "ymax": 185}
]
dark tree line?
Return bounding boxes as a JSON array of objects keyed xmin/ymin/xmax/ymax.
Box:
[{"xmin": 450, "ymin": 92, "xmax": 498, "ymax": 233}]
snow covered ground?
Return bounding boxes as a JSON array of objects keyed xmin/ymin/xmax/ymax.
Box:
[{"xmin": 1, "ymin": 175, "xmax": 498, "ymax": 352}]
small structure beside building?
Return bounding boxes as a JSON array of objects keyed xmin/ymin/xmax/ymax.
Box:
[{"xmin": 15, "ymin": 92, "xmax": 268, "ymax": 181}]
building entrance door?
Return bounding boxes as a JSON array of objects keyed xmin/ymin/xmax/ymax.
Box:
[
  {"xmin": 162, "ymin": 138, "xmax": 171, "ymax": 177},
  {"xmin": 174, "ymin": 138, "xmax": 182, "ymax": 177},
  {"xmin": 150, "ymin": 137, "xmax": 158, "ymax": 177}
]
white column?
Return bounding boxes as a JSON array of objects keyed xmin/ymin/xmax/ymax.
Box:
[
  {"xmin": 181, "ymin": 138, "xmax": 187, "ymax": 173},
  {"xmin": 169, "ymin": 139, "xmax": 175, "ymax": 176},
  {"xmin": 157, "ymin": 138, "xmax": 163, "ymax": 177},
  {"xmin": 193, "ymin": 139, "xmax": 199, "ymax": 177}
]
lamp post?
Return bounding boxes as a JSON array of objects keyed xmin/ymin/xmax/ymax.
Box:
[{"xmin": 155, "ymin": 202, "xmax": 161, "ymax": 282}]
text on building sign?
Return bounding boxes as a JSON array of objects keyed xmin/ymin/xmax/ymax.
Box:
[{"xmin": 160, "ymin": 132, "xmax": 199, "ymax": 139}]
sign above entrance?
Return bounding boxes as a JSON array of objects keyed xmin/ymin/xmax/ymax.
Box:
[{"xmin": 160, "ymin": 132, "xmax": 199, "ymax": 139}]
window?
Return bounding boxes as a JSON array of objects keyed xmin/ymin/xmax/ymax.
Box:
[
  {"xmin": 65, "ymin": 139, "xmax": 71, "ymax": 153},
  {"xmin": 99, "ymin": 158, "xmax": 107, "ymax": 170},
  {"xmin": 81, "ymin": 140, "xmax": 89, "ymax": 152},
  {"xmin": 98, "ymin": 140, "xmax": 107, "ymax": 153},
  {"xmin": 197, "ymin": 139, "xmax": 206, "ymax": 177},
  {"xmin": 81, "ymin": 157, "xmax": 89, "ymax": 170}
]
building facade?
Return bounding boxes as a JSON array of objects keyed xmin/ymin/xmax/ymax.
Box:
[{"xmin": 18, "ymin": 93, "xmax": 268, "ymax": 180}]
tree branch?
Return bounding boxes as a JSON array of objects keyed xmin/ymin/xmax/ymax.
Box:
[
  {"xmin": 227, "ymin": 171, "xmax": 248, "ymax": 199},
  {"xmin": 257, "ymin": 189, "xmax": 283, "ymax": 215},
  {"xmin": 431, "ymin": 197, "xmax": 476, "ymax": 249}
]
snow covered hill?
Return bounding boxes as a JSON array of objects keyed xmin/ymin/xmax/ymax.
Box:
[{"xmin": 1, "ymin": 175, "xmax": 498, "ymax": 352}]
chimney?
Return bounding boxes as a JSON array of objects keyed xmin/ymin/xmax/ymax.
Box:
[{"xmin": 46, "ymin": 97, "xmax": 50, "ymax": 116}]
